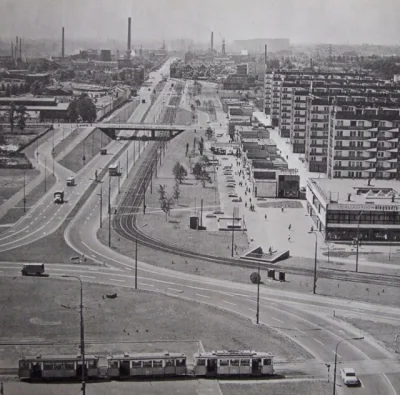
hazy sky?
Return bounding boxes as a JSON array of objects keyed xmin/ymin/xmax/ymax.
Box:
[{"xmin": 1, "ymin": 0, "xmax": 399, "ymax": 45}]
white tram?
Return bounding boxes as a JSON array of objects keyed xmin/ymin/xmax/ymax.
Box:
[
  {"xmin": 18, "ymin": 354, "xmax": 100, "ymax": 380},
  {"xmin": 193, "ymin": 350, "xmax": 274, "ymax": 377},
  {"xmin": 107, "ymin": 352, "xmax": 187, "ymax": 378}
]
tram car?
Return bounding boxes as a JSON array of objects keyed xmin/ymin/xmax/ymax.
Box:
[
  {"xmin": 193, "ymin": 350, "xmax": 274, "ymax": 377},
  {"xmin": 107, "ymin": 352, "xmax": 187, "ymax": 378},
  {"xmin": 18, "ymin": 354, "xmax": 100, "ymax": 381}
]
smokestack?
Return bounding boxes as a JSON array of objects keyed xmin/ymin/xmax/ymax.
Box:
[
  {"xmin": 222, "ymin": 39, "xmax": 225, "ymax": 56},
  {"xmin": 62, "ymin": 27, "xmax": 65, "ymax": 58},
  {"xmin": 211, "ymin": 31, "xmax": 214, "ymax": 53},
  {"xmin": 128, "ymin": 17, "xmax": 131, "ymax": 51},
  {"xmin": 19, "ymin": 37, "xmax": 22, "ymax": 60},
  {"xmin": 11, "ymin": 42, "xmax": 14, "ymax": 59},
  {"xmin": 15, "ymin": 36, "xmax": 18, "ymax": 59},
  {"xmin": 264, "ymin": 44, "xmax": 267, "ymax": 65}
]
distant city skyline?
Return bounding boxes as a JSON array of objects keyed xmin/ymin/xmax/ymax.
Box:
[{"xmin": 1, "ymin": 0, "xmax": 400, "ymax": 46}]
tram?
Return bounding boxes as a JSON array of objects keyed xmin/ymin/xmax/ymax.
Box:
[
  {"xmin": 193, "ymin": 350, "xmax": 274, "ymax": 377},
  {"xmin": 108, "ymin": 163, "xmax": 119, "ymax": 177},
  {"xmin": 107, "ymin": 352, "xmax": 187, "ymax": 378},
  {"xmin": 18, "ymin": 354, "xmax": 100, "ymax": 381}
]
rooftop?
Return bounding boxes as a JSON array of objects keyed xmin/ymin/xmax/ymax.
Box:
[{"xmin": 310, "ymin": 178, "xmax": 400, "ymax": 205}]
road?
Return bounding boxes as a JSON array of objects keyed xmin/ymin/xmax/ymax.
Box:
[
  {"xmin": 63, "ymin": 76, "xmax": 399, "ymax": 394},
  {"xmin": 1, "ymin": 63, "xmax": 399, "ymax": 394}
]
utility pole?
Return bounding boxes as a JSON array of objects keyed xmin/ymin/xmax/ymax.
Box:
[
  {"xmin": 256, "ymin": 261, "xmax": 260, "ymax": 324},
  {"xmin": 231, "ymin": 207, "xmax": 235, "ymax": 257},
  {"xmin": 143, "ymin": 182, "xmax": 146, "ymax": 214},
  {"xmin": 99, "ymin": 184, "xmax": 103, "ymax": 229},
  {"xmin": 118, "ymin": 161, "xmax": 120, "ymax": 195},
  {"xmin": 126, "ymin": 148, "xmax": 129, "ymax": 175},
  {"xmin": 355, "ymin": 211, "xmax": 363, "ymax": 272},
  {"xmin": 200, "ymin": 199, "xmax": 203, "ymax": 228},
  {"xmin": 108, "ymin": 176, "xmax": 111, "ymax": 247},
  {"xmin": 23, "ymin": 170, "xmax": 26, "ymax": 213},
  {"xmin": 309, "ymin": 231, "xmax": 318, "ymax": 294},
  {"xmin": 150, "ymin": 166, "xmax": 153, "ymax": 194},
  {"xmin": 135, "ymin": 237, "xmax": 138, "ymax": 289},
  {"xmin": 44, "ymin": 156, "xmax": 47, "ymax": 193},
  {"xmin": 61, "ymin": 276, "xmax": 86, "ymax": 395}
]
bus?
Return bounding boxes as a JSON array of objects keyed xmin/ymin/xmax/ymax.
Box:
[
  {"xmin": 108, "ymin": 164, "xmax": 119, "ymax": 177},
  {"xmin": 66, "ymin": 176, "xmax": 75, "ymax": 186}
]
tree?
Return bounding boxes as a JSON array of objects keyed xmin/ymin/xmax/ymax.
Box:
[
  {"xmin": 199, "ymin": 169, "xmax": 211, "ymax": 187},
  {"xmin": 172, "ymin": 181, "xmax": 180, "ymax": 204},
  {"xmin": 67, "ymin": 99, "xmax": 79, "ymax": 122},
  {"xmin": 30, "ymin": 80, "xmax": 41, "ymax": 96},
  {"xmin": 190, "ymin": 104, "xmax": 195, "ymax": 112},
  {"xmin": 206, "ymin": 127, "xmax": 213, "ymax": 140},
  {"xmin": 172, "ymin": 161, "xmax": 187, "ymax": 184},
  {"xmin": 77, "ymin": 94, "xmax": 97, "ymax": 122},
  {"xmin": 160, "ymin": 196, "xmax": 174, "ymax": 221},
  {"xmin": 6, "ymin": 102, "xmax": 16, "ymax": 132},
  {"xmin": 198, "ymin": 138, "xmax": 204, "ymax": 156},
  {"xmin": 185, "ymin": 142, "xmax": 189, "ymax": 157},
  {"xmin": 157, "ymin": 184, "xmax": 167, "ymax": 202},
  {"xmin": 16, "ymin": 105, "xmax": 29, "ymax": 132}
]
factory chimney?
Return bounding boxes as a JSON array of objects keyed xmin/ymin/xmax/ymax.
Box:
[
  {"xmin": 11, "ymin": 42, "xmax": 14, "ymax": 59},
  {"xmin": 62, "ymin": 27, "xmax": 65, "ymax": 58},
  {"xmin": 222, "ymin": 39, "xmax": 226, "ymax": 56},
  {"xmin": 264, "ymin": 44, "xmax": 267, "ymax": 65},
  {"xmin": 19, "ymin": 37, "xmax": 22, "ymax": 60},
  {"xmin": 128, "ymin": 17, "xmax": 132, "ymax": 51},
  {"xmin": 15, "ymin": 36, "xmax": 18, "ymax": 59},
  {"xmin": 211, "ymin": 31, "xmax": 214, "ymax": 53}
]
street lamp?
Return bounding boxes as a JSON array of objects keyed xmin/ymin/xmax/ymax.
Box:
[
  {"xmin": 61, "ymin": 275, "xmax": 86, "ymax": 395},
  {"xmin": 23, "ymin": 170, "xmax": 26, "ymax": 213},
  {"xmin": 355, "ymin": 211, "xmax": 363, "ymax": 273},
  {"xmin": 332, "ymin": 337, "xmax": 364, "ymax": 395},
  {"xmin": 308, "ymin": 230, "xmax": 318, "ymax": 295}
]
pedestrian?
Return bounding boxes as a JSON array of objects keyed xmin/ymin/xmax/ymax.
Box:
[
  {"xmin": 245, "ymin": 201, "xmax": 247, "ymax": 208},
  {"xmin": 249, "ymin": 197, "xmax": 252, "ymax": 203},
  {"xmin": 281, "ymin": 207, "xmax": 284, "ymax": 213},
  {"xmin": 288, "ymin": 235, "xmax": 291, "ymax": 242},
  {"xmin": 265, "ymin": 214, "xmax": 267, "ymax": 220},
  {"xmin": 288, "ymin": 224, "xmax": 291, "ymax": 231}
]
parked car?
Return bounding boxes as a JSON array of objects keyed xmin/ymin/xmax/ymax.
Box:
[{"xmin": 340, "ymin": 368, "xmax": 361, "ymax": 386}]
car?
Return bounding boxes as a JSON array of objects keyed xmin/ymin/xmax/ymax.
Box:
[
  {"xmin": 340, "ymin": 368, "xmax": 361, "ymax": 386},
  {"xmin": 226, "ymin": 184, "xmax": 235, "ymax": 188},
  {"xmin": 228, "ymin": 193, "xmax": 238, "ymax": 198},
  {"xmin": 300, "ymin": 187, "xmax": 306, "ymax": 193}
]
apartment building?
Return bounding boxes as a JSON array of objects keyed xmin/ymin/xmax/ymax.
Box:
[
  {"xmin": 292, "ymin": 89, "xmax": 310, "ymax": 153},
  {"xmin": 327, "ymin": 107, "xmax": 400, "ymax": 180}
]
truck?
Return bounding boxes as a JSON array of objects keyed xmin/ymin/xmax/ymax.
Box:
[
  {"xmin": 54, "ymin": 191, "xmax": 64, "ymax": 204},
  {"xmin": 21, "ymin": 264, "xmax": 45, "ymax": 276},
  {"xmin": 66, "ymin": 177, "xmax": 75, "ymax": 187}
]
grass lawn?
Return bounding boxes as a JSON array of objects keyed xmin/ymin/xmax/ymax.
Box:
[
  {"xmin": 0, "ymin": 277, "xmax": 311, "ymax": 367},
  {"xmin": 0, "ymin": 168, "xmax": 40, "ymax": 204},
  {"xmin": 0, "ymin": 174, "xmax": 55, "ymax": 226},
  {"xmin": 59, "ymin": 128, "xmax": 111, "ymax": 173}
]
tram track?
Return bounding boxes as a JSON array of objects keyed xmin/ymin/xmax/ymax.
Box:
[{"xmin": 112, "ymin": 137, "xmax": 400, "ymax": 290}]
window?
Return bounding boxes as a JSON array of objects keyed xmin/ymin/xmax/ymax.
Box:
[
  {"xmin": 358, "ymin": 121, "xmax": 364, "ymax": 127},
  {"xmin": 336, "ymin": 141, "xmax": 342, "ymax": 147},
  {"xmin": 131, "ymin": 360, "xmax": 142, "ymax": 368},
  {"xmin": 358, "ymin": 131, "xmax": 363, "ymax": 137},
  {"xmin": 357, "ymin": 141, "xmax": 363, "ymax": 147},
  {"xmin": 336, "ymin": 151, "xmax": 342, "ymax": 157},
  {"xmin": 349, "ymin": 171, "xmax": 354, "ymax": 178},
  {"xmin": 230, "ymin": 359, "xmax": 240, "ymax": 366},
  {"xmin": 196, "ymin": 359, "xmax": 206, "ymax": 366},
  {"xmin": 219, "ymin": 359, "xmax": 229, "ymax": 366},
  {"xmin": 175, "ymin": 359, "xmax": 186, "ymax": 367},
  {"xmin": 338, "ymin": 121, "xmax": 344, "ymax": 126},
  {"xmin": 350, "ymin": 120, "xmax": 356, "ymax": 126},
  {"xmin": 153, "ymin": 360, "xmax": 163, "ymax": 368},
  {"xmin": 349, "ymin": 151, "xmax": 355, "ymax": 157},
  {"xmin": 54, "ymin": 362, "xmax": 63, "ymax": 370},
  {"xmin": 334, "ymin": 171, "xmax": 341, "ymax": 177},
  {"xmin": 143, "ymin": 361, "xmax": 152, "ymax": 368},
  {"xmin": 241, "ymin": 359, "xmax": 250, "ymax": 366},
  {"xmin": 43, "ymin": 362, "xmax": 54, "ymax": 371},
  {"xmin": 65, "ymin": 362, "xmax": 75, "ymax": 370},
  {"xmin": 349, "ymin": 141, "xmax": 356, "ymax": 147},
  {"xmin": 263, "ymin": 359, "xmax": 272, "ymax": 366}
]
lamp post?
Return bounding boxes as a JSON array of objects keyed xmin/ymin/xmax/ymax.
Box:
[
  {"xmin": 256, "ymin": 260, "xmax": 261, "ymax": 324},
  {"xmin": 332, "ymin": 337, "xmax": 364, "ymax": 395},
  {"xmin": 23, "ymin": 170, "xmax": 26, "ymax": 213},
  {"xmin": 108, "ymin": 175, "xmax": 111, "ymax": 247},
  {"xmin": 355, "ymin": 211, "xmax": 363, "ymax": 273},
  {"xmin": 308, "ymin": 230, "xmax": 318, "ymax": 295},
  {"xmin": 61, "ymin": 275, "xmax": 86, "ymax": 395}
]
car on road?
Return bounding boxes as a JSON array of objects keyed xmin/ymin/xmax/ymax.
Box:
[
  {"xmin": 21, "ymin": 264, "xmax": 45, "ymax": 276},
  {"xmin": 340, "ymin": 368, "xmax": 361, "ymax": 386},
  {"xmin": 228, "ymin": 193, "xmax": 238, "ymax": 198}
]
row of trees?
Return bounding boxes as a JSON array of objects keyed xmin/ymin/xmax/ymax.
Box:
[
  {"xmin": 157, "ymin": 182, "xmax": 181, "ymax": 221},
  {"xmin": 0, "ymin": 80, "xmax": 46, "ymax": 97}
]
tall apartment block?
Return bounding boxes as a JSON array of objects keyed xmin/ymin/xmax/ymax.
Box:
[{"xmin": 327, "ymin": 107, "xmax": 400, "ymax": 180}]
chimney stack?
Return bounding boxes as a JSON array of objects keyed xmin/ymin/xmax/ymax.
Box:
[
  {"xmin": 19, "ymin": 37, "xmax": 22, "ymax": 60},
  {"xmin": 211, "ymin": 31, "xmax": 214, "ymax": 53},
  {"xmin": 62, "ymin": 27, "xmax": 65, "ymax": 58},
  {"xmin": 222, "ymin": 39, "xmax": 225, "ymax": 56},
  {"xmin": 15, "ymin": 36, "xmax": 18, "ymax": 59},
  {"xmin": 264, "ymin": 44, "xmax": 267, "ymax": 65},
  {"xmin": 128, "ymin": 17, "xmax": 132, "ymax": 51},
  {"xmin": 11, "ymin": 42, "xmax": 14, "ymax": 59}
]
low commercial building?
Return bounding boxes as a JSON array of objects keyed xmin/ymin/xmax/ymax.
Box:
[{"xmin": 307, "ymin": 177, "xmax": 400, "ymax": 243}]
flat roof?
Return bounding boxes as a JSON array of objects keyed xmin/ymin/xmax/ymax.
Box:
[
  {"xmin": 108, "ymin": 352, "xmax": 185, "ymax": 360},
  {"xmin": 310, "ymin": 178, "xmax": 400, "ymax": 205},
  {"xmin": 0, "ymin": 97, "xmax": 56, "ymax": 103}
]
